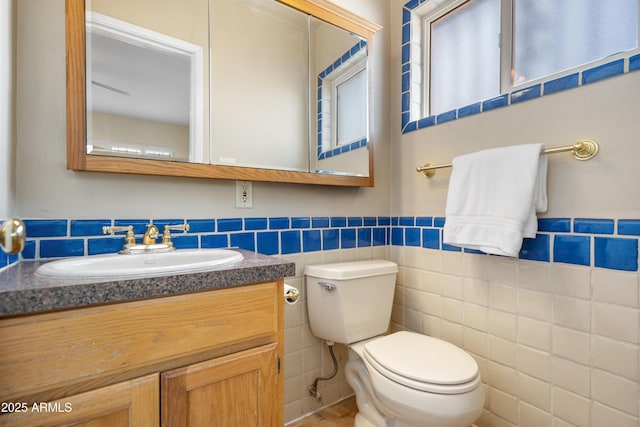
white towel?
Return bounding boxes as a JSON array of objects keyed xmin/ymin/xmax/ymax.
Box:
[{"xmin": 443, "ymin": 143, "xmax": 548, "ymax": 257}]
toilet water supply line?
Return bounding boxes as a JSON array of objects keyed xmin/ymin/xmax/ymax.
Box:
[{"xmin": 308, "ymin": 341, "xmax": 338, "ymax": 400}]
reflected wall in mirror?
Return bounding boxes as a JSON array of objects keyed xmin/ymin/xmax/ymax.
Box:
[
  {"xmin": 86, "ymin": 0, "xmax": 208, "ymax": 163},
  {"xmin": 67, "ymin": 0, "xmax": 381, "ymax": 186},
  {"xmin": 310, "ymin": 17, "xmax": 369, "ymax": 177},
  {"xmin": 210, "ymin": 0, "xmax": 310, "ymax": 172}
]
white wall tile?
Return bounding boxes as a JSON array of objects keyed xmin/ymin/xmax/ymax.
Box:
[
  {"xmin": 441, "ymin": 250, "xmax": 463, "ymax": 275},
  {"xmin": 488, "ymin": 310, "xmax": 517, "ymax": 341},
  {"xmin": 518, "ymin": 261, "xmax": 552, "ymax": 293},
  {"xmin": 517, "ymin": 345, "xmax": 551, "ymax": 381},
  {"xmin": 489, "ymin": 336, "xmax": 517, "ymax": 367},
  {"xmin": 422, "ymin": 270, "xmax": 442, "ymax": 294},
  {"xmin": 551, "ymin": 325, "xmax": 590, "ymax": 365},
  {"xmin": 464, "ymin": 277, "xmax": 489, "ymax": 306},
  {"xmin": 488, "ymin": 387, "xmax": 518, "ymax": 424},
  {"xmin": 488, "ymin": 256, "xmax": 518, "ymax": 286},
  {"xmin": 463, "ymin": 326, "xmax": 488, "ymax": 357},
  {"xmin": 404, "ymin": 307, "xmax": 422, "ymax": 332},
  {"xmin": 464, "ymin": 302, "xmax": 488, "ymax": 331},
  {"xmin": 592, "ymin": 335, "xmax": 639, "ymax": 380},
  {"xmin": 442, "ymin": 297, "xmax": 463, "ymax": 323},
  {"xmin": 404, "ymin": 246, "xmax": 423, "ymax": 269},
  {"xmin": 404, "ymin": 266, "xmax": 423, "ymax": 290},
  {"xmin": 519, "ymin": 317, "xmax": 551, "ymax": 351},
  {"xmin": 422, "ymin": 291, "xmax": 442, "ymax": 317},
  {"xmin": 553, "ymin": 387, "xmax": 591, "ymax": 427},
  {"xmin": 421, "ymin": 248, "xmax": 442, "ymax": 272},
  {"xmin": 490, "ymin": 283, "xmax": 517, "ymax": 313},
  {"xmin": 592, "ymin": 368, "xmax": 639, "ymax": 416},
  {"xmin": 593, "ymin": 302, "xmax": 640, "ymax": 344},
  {"xmin": 488, "ymin": 361, "xmax": 518, "ymax": 394},
  {"xmin": 592, "ymin": 402, "xmax": 639, "ymax": 427},
  {"xmin": 422, "ymin": 313, "xmax": 442, "ymax": 338},
  {"xmin": 462, "ymin": 252, "xmax": 488, "ymax": 279},
  {"xmin": 592, "ymin": 268, "xmax": 639, "ymax": 308},
  {"xmin": 518, "ymin": 288, "xmax": 552, "ymax": 322},
  {"xmin": 551, "ymin": 264, "xmax": 591, "ymax": 299},
  {"xmin": 441, "ymin": 319, "xmax": 463, "ymax": 347},
  {"xmin": 441, "ymin": 273, "xmax": 464, "ymax": 299},
  {"xmin": 405, "ymin": 287, "xmax": 422, "ymax": 311},
  {"xmin": 553, "ymin": 295, "xmax": 591, "ymax": 332},
  {"xmin": 518, "ymin": 373, "xmax": 551, "ymax": 411},
  {"xmin": 552, "ymin": 357, "xmax": 591, "ymax": 398},
  {"xmin": 518, "ymin": 401, "xmax": 551, "ymax": 427}
]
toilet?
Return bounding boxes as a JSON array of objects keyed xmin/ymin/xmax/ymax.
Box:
[{"xmin": 305, "ymin": 260, "xmax": 485, "ymax": 427}]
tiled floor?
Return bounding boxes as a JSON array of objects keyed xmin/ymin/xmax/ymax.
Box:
[{"xmin": 287, "ymin": 396, "xmax": 357, "ymax": 427}]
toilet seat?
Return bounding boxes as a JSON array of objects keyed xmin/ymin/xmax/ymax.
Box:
[{"xmin": 362, "ymin": 331, "xmax": 480, "ymax": 394}]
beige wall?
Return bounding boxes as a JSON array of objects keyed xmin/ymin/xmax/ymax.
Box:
[
  {"xmin": 14, "ymin": 0, "xmax": 390, "ymax": 220},
  {"xmin": 1, "ymin": 0, "xmax": 15, "ymax": 218},
  {"xmin": 390, "ymin": 0, "xmax": 640, "ymax": 219}
]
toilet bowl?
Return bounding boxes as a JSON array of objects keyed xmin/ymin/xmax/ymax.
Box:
[
  {"xmin": 348, "ymin": 332, "xmax": 485, "ymax": 427},
  {"xmin": 305, "ymin": 260, "xmax": 485, "ymax": 427}
]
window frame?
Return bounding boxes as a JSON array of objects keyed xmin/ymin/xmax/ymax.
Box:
[{"xmin": 401, "ymin": 0, "xmax": 640, "ymax": 133}]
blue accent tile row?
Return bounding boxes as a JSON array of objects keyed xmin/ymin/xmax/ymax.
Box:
[
  {"xmin": 11, "ymin": 216, "xmax": 640, "ymax": 273},
  {"xmin": 23, "ymin": 219, "xmax": 68, "ymax": 237},
  {"xmin": 582, "ymin": 59, "xmax": 625, "ymax": 85},
  {"xmin": 573, "ymin": 218, "xmax": 614, "ymax": 234},
  {"xmin": 619, "ymin": 219, "xmax": 640, "ymax": 236},
  {"xmin": 401, "ymin": 1, "xmax": 638, "ymax": 134},
  {"xmin": 594, "ymin": 237, "xmax": 638, "ymax": 272}
]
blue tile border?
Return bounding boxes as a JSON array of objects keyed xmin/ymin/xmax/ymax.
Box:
[
  {"xmin": 9, "ymin": 216, "xmax": 640, "ymax": 272},
  {"xmin": 401, "ymin": 0, "xmax": 639, "ymax": 134}
]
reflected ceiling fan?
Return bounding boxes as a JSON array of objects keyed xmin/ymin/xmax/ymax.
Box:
[{"xmin": 91, "ymin": 80, "xmax": 131, "ymax": 96}]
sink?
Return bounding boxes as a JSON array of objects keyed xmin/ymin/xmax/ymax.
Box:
[{"xmin": 35, "ymin": 249, "xmax": 244, "ymax": 278}]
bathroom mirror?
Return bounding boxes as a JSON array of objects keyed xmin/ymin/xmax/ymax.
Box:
[{"xmin": 66, "ymin": 0, "xmax": 381, "ymax": 186}]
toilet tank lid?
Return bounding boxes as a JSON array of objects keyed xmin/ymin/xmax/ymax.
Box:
[{"xmin": 304, "ymin": 260, "xmax": 398, "ymax": 280}]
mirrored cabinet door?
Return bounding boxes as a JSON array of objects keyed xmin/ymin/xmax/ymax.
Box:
[{"xmin": 67, "ymin": 0, "xmax": 381, "ymax": 186}]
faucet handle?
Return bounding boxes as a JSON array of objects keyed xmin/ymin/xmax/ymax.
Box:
[
  {"xmin": 102, "ymin": 225, "xmax": 136, "ymax": 247},
  {"xmin": 161, "ymin": 224, "xmax": 190, "ymax": 247}
]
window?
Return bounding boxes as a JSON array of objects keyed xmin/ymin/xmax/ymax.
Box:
[{"xmin": 401, "ymin": 0, "xmax": 640, "ymax": 131}]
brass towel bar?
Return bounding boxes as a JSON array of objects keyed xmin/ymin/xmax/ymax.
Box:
[{"xmin": 416, "ymin": 139, "xmax": 600, "ymax": 178}]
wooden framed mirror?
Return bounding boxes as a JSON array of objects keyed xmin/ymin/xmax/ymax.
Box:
[{"xmin": 66, "ymin": 0, "xmax": 381, "ymax": 186}]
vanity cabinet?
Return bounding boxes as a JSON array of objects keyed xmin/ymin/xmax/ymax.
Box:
[{"xmin": 0, "ymin": 280, "xmax": 284, "ymax": 426}]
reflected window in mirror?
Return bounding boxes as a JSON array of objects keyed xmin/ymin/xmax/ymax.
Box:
[
  {"xmin": 311, "ymin": 15, "xmax": 370, "ymax": 177},
  {"xmin": 317, "ymin": 40, "xmax": 368, "ymax": 160}
]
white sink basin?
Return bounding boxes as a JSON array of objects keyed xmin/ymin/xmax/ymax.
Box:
[{"xmin": 35, "ymin": 249, "xmax": 244, "ymax": 278}]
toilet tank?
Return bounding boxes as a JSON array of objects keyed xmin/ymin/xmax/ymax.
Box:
[{"xmin": 304, "ymin": 260, "xmax": 398, "ymax": 345}]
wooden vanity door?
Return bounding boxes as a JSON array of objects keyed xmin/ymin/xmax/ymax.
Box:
[
  {"xmin": 161, "ymin": 343, "xmax": 279, "ymax": 427},
  {"xmin": 0, "ymin": 374, "xmax": 159, "ymax": 427}
]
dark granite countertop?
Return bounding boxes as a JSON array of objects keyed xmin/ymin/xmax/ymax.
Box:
[{"xmin": 0, "ymin": 250, "xmax": 295, "ymax": 317}]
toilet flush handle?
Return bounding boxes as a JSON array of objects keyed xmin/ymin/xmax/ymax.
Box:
[{"xmin": 318, "ymin": 282, "xmax": 336, "ymax": 292}]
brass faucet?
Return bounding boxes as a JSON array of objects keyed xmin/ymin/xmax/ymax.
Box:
[
  {"xmin": 142, "ymin": 224, "xmax": 159, "ymax": 245},
  {"xmin": 103, "ymin": 224, "xmax": 174, "ymax": 254}
]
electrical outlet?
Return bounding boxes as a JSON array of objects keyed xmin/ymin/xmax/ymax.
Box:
[{"xmin": 235, "ymin": 181, "xmax": 253, "ymax": 208}]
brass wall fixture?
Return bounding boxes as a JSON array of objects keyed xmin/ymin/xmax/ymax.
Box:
[
  {"xmin": 0, "ymin": 219, "xmax": 26, "ymax": 255},
  {"xmin": 284, "ymin": 284, "xmax": 300, "ymax": 305},
  {"xmin": 416, "ymin": 139, "xmax": 600, "ymax": 178}
]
